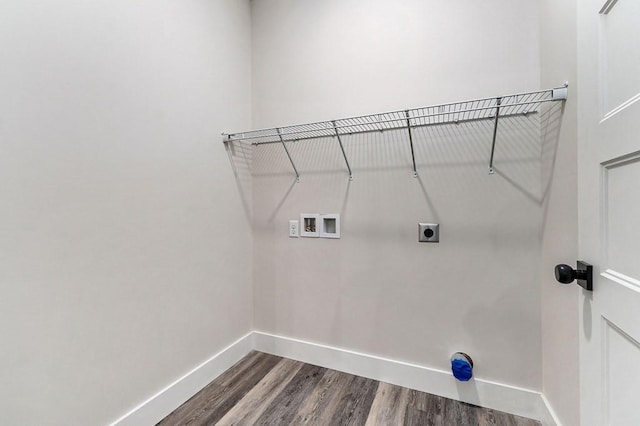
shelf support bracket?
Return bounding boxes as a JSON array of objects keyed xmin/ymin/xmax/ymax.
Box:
[
  {"xmin": 405, "ymin": 110, "xmax": 418, "ymax": 178},
  {"xmin": 277, "ymin": 128, "xmax": 300, "ymax": 182},
  {"xmin": 332, "ymin": 121, "xmax": 353, "ymax": 181},
  {"xmin": 488, "ymin": 97, "xmax": 502, "ymax": 174}
]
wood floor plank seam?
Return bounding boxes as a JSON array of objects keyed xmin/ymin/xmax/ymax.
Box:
[
  {"xmin": 253, "ymin": 363, "xmax": 327, "ymax": 425},
  {"xmin": 215, "ymin": 358, "xmax": 304, "ymax": 425},
  {"xmin": 158, "ymin": 351, "xmax": 283, "ymax": 426}
]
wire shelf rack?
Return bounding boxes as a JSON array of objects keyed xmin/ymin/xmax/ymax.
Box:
[{"xmin": 223, "ymin": 84, "xmax": 568, "ymax": 181}]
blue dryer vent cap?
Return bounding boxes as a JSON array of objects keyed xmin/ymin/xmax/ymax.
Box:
[{"xmin": 451, "ymin": 352, "xmax": 473, "ymax": 382}]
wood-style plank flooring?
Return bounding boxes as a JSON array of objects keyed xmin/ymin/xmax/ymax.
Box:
[{"xmin": 158, "ymin": 351, "xmax": 541, "ymax": 426}]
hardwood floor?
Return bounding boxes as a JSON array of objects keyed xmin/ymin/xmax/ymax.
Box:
[{"xmin": 158, "ymin": 351, "xmax": 541, "ymax": 426}]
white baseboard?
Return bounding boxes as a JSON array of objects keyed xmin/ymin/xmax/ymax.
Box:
[
  {"xmin": 108, "ymin": 332, "xmax": 253, "ymax": 426},
  {"xmin": 108, "ymin": 331, "xmax": 557, "ymax": 425},
  {"xmin": 253, "ymin": 331, "xmax": 556, "ymax": 425},
  {"xmin": 540, "ymin": 394, "xmax": 563, "ymax": 426}
]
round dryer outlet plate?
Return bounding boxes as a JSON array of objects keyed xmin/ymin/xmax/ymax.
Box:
[{"xmin": 418, "ymin": 223, "xmax": 439, "ymax": 242}]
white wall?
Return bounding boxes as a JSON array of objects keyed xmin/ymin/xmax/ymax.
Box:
[
  {"xmin": 0, "ymin": 1, "xmax": 252, "ymax": 424},
  {"xmin": 251, "ymin": 0, "xmax": 546, "ymax": 391},
  {"xmin": 252, "ymin": 0, "xmax": 541, "ymax": 129},
  {"xmin": 539, "ymin": 0, "xmax": 580, "ymax": 424}
]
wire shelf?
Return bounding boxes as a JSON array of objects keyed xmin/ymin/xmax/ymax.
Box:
[{"xmin": 223, "ymin": 84, "xmax": 568, "ymax": 180}]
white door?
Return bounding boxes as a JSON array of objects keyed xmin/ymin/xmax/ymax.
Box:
[{"xmin": 578, "ymin": 0, "xmax": 640, "ymax": 425}]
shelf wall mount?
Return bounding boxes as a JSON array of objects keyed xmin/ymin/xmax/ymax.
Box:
[{"xmin": 222, "ymin": 83, "xmax": 569, "ymax": 180}]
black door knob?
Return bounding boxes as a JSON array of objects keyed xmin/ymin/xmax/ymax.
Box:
[
  {"xmin": 555, "ymin": 264, "xmax": 577, "ymax": 284},
  {"xmin": 554, "ymin": 261, "xmax": 593, "ymax": 291}
]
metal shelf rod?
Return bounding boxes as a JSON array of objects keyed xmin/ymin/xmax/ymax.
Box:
[
  {"xmin": 488, "ymin": 98, "xmax": 502, "ymax": 174},
  {"xmin": 405, "ymin": 110, "xmax": 418, "ymax": 178},
  {"xmin": 224, "ymin": 85, "xmax": 567, "ymax": 140},
  {"xmin": 244, "ymin": 110, "xmax": 539, "ymax": 146},
  {"xmin": 332, "ymin": 121, "xmax": 353, "ymax": 181},
  {"xmin": 277, "ymin": 128, "xmax": 300, "ymax": 182},
  {"xmin": 226, "ymin": 98, "xmax": 558, "ymax": 144}
]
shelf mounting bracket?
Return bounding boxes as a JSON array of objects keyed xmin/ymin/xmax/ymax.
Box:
[
  {"xmin": 488, "ymin": 97, "xmax": 502, "ymax": 174},
  {"xmin": 332, "ymin": 121, "xmax": 353, "ymax": 181},
  {"xmin": 277, "ymin": 128, "xmax": 300, "ymax": 182},
  {"xmin": 405, "ymin": 110, "xmax": 418, "ymax": 178}
]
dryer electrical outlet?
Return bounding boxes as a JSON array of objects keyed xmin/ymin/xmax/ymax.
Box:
[{"xmin": 419, "ymin": 223, "xmax": 439, "ymax": 243}]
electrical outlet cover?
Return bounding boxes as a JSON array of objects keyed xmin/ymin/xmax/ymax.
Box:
[{"xmin": 289, "ymin": 220, "xmax": 299, "ymax": 238}]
